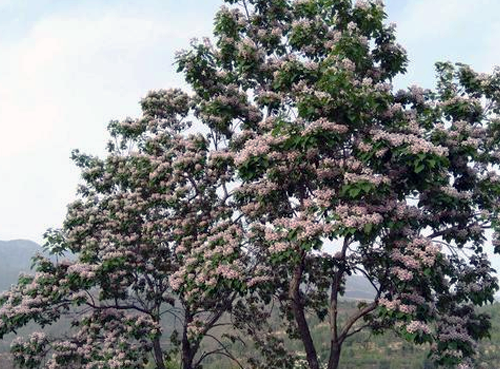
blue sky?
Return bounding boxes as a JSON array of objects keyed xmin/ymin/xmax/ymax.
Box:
[{"xmin": 1, "ymin": 0, "xmax": 499, "ymax": 259}]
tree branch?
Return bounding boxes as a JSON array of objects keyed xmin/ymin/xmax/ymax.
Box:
[
  {"xmin": 194, "ymin": 333, "xmax": 245, "ymax": 369},
  {"xmin": 338, "ymin": 302, "xmax": 378, "ymax": 344}
]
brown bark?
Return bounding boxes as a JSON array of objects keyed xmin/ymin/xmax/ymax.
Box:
[
  {"xmin": 327, "ymin": 344, "xmax": 342, "ymax": 369},
  {"xmin": 289, "ymin": 251, "xmax": 320, "ymax": 369},
  {"xmin": 181, "ymin": 313, "xmax": 195, "ymax": 369}
]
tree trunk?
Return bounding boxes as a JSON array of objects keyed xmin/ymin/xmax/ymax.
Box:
[
  {"xmin": 327, "ymin": 344, "xmax": 342, "ymax": 369},
  {"xmin": 328, "ymin": 262, "xmax": 343, "ymax": 369},
  {"xmin": 181, "ymin": 314, "xmax": 195, "ymax": 369},
  {"xmin": 289, "ymin": 253, "xmax": 320, "ymax": 369},
  {"xmin": 181, "ymin": 345, "xmax": 194, "ymax": 369},
  {"xmin": 152, "ymin": 336, "xmax": 166, "ymax": 369},
  {"xmin": 326, "ymin": 237, "xmax": 350, "ymax": 369}
]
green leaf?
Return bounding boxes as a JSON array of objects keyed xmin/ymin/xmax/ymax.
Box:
[
  {"xmin": 414, "ymin": 164, "xmax": 425, "ymax": 173},
  {"xmin": 363, "ymin": 223, "xmax": 373, "ymax": 234},
  {"xmin": 360, "ymin": 182, "xmax": 373, "ymax": 193},
  {"xmin": 349, "ymin": 187, "xmax": 361, "ymax": 198}
]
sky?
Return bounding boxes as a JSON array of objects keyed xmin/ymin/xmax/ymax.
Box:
[{"xmin": 1, "ymin": 0, "xmax": 499, "ymax": 256}]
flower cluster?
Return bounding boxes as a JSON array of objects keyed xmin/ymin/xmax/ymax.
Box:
[{"xmin": 335, "ymin": 205, "xmax": 384, "ymax": 230}]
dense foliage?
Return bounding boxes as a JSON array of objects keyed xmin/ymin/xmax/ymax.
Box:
[{"xmin": 2, "ymin": 0, "xmax": 500, "ymax": 368}]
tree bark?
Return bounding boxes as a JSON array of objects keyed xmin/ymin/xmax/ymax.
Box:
[
  {"xmin": 289, "ymin": 252, "xmax": 320, "ymax": 369},
  {"xmin": 152, "ymin": 336, "xmax": 166, "ymax": 369},
  {"xmin": 327, "ymin": 344, "xmax": 342, "ymax": 369},
  {"xmin": 328, "ymin": 271, "xmax": 342, "ymax": 369},
  {"xmin": 181, "ymin": 313, "xmax": 195, "ymax": 369}
]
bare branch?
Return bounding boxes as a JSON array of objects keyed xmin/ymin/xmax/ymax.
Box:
[{"xmin": 194, "ymin": 334, "xmax": 245, "ymax": 369}]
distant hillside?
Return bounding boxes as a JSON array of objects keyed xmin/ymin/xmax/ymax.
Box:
[
  {"xmin": 0, "ymin": 239, "xmax": 41, "ymax": 292},
  {"xmin": 344, "ymin": 275, "xmax": 377, "ymax": 300}
]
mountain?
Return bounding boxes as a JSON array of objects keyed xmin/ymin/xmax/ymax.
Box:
[
  {"xmin": 344, "ymin": 275, "xmax": 377, "ymax": 300},
  {"xmin": 0, "ymin": 239, "xmax": 41, "ymax": 292}
]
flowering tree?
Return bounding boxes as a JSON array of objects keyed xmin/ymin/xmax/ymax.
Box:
[
  {"xmin": 0, "ymin": 89, "xmax": 264, "ymax": 369},
  {"xmin": 2, "ymin": 0, "xmax": 500, "ymax": 369},
  {"xmin": 174, "ymin": 0, "xmax": 500, "ymax": 368}
]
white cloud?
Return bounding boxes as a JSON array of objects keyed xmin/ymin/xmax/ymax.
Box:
[
  {"xmin": 0, "ymin": 6, "xmax": 215, "ymax": 242},
  {"xmin": 0, "ymin": 14, "xmax": 186, "ymax": 158}
]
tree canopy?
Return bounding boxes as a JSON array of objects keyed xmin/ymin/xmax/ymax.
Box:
[{"xmin": 2, "ymin": 0, "xmax": 500, "ymax": 368}]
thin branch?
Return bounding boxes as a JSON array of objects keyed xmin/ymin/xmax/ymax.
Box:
[
  {"xmin": 84, "ymin": 301, "xmax": 150, "ymax": 315},
  {"xmin": 209, "ymin": 322, "xmax": 235, "ymax": 329},
  {"xmin": 432, "ymin": 239, "xmax": 459, "ymax": 257},
  {"xmin": 428, "ymin": 222, "xmax": 491, "ymax": 239},
  {"xmin": 343, "ymin": 323, "xmax": 372, "ymax": 339},
  {"xmin": 352, "ymin": 267, "xmax": 380, "ymax": 296},
  {"xmin": 194, "ymin": 334, "xmax": 245, "ymax": 369},
  {"xmin": 84, "ymin": 290, "xmax": 96, "ymax": 306},
  {"xmin": 159, "ymin": 307, "xmax": 184, "ymax": 322},
  {"xmin": 338, "ymin": 301, "xmax": 378, "ymax": 344},
  {"xmin": 241, "ymin": 0, "xmax": 251, "ymax": 20}
]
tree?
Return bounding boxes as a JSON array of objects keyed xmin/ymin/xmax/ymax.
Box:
[
  {"xmin": 1, "ymin": 1, "xmax": 500, "ymax": 369},
  {"xmin": 0, "ymin": 89, "xmax": 264, "ymax": 369},
  {"xmin": 174, "ymin": 0, "xmax": 500, "ymax": 368}
]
